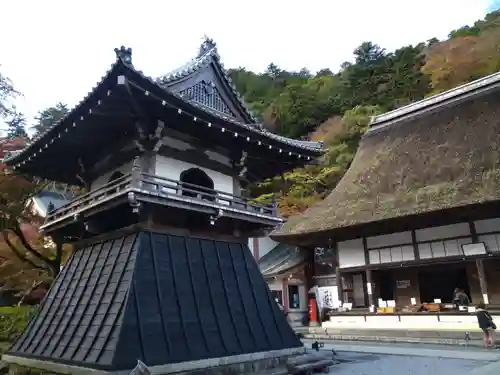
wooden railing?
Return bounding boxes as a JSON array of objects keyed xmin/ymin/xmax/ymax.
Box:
[
  {"xmin": 43, "ymin": 171, "xmax": 278, "ymax": 227},
  {"xmin": 45, "ymin": 173, "xmax": 133, "ymax": 223},
  {"xmin": 139, "ymin": 173, "xmax": 277, "ymax": 216}
]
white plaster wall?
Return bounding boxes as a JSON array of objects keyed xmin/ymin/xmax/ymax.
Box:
[
  {"xmin": 366, "ymin": 231, "xmax": 412, "ymax": 249},
  {"xmin": 155, "ymin": 155, "xmax": 234, "ymax": 196},
  {"xmin": 90, "ymin": 160, "xmax": 133, "ymax": 191},
  {"xmin": 268, "ymin": 281, "xmax": 282, "ymax": 291},
  {"xmin": 338, "ymin": 239, "xmax": 366, "ymax": 268},
  {"xmin": 415, "ymin": 223, "xmax": 470, "ymax": 242},
  {"xmin": 474, "ymin": 218, "xmax": 500, "ymax": 234}
]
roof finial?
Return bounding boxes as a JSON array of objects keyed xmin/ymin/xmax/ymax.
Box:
[
  {"xmin": 197, "ymin": 35, "xmax": 216, "ymax": 58},
  {"xmin": 114, "ymin": 46, "xmax": 133, "ymax": 66}
]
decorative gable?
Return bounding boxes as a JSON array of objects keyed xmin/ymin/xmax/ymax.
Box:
[{"xmin": 179, "ymin": 80, "xmax": 235, "ymax": 117}]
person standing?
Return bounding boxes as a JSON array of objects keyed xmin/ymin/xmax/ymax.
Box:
[
  {"xmin": 453, "ymin": 288, "xmax": 470, "ymax": 308},
  {"xmin": 476, "ymin": 303, "xmax": 496, "ymax": 348}
]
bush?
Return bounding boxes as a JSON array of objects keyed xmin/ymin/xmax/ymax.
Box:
[{"xmin": 0, "ymin": 306, "xmax": 36, "ymax": 342}]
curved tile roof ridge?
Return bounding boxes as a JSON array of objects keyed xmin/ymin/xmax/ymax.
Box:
[
  {"xmin": 5, "ymin": 44, "xmax": 324, "ymax": 164},
  {"xmin": 155, "ymin": 38, "xmax": 261, "ymax": 125}
]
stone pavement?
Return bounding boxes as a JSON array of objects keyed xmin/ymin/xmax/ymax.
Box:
[{"xmin": 301, "ymin": 339, "xmax": 500, "ymax": 375}]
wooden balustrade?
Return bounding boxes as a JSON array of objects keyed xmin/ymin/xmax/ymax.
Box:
[
  {"xmin": 43, "ymin": 172, "xmax": 278, "ymax": 227},
  {"xmin": 139, "ymin": 173, "xmax": 277, "ymax": 215},
  {"xmin": 45, "ymin": 173, "xmax": 133, "ymax": 223}
]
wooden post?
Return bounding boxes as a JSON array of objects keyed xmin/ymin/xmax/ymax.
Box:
[
  {"xmin": 366, "ymin": 269, "xmax": 374, "ymax": 310},
  {"xmin": 476, "ymin": 259, "xmax": 489, "ymax": 305},
  {"xmin": 335, "ymin": 267, "xmax": 343, "ymax": 305},
  {"xmin": 131, "ymin": 156, "xmax": 141, "ymax": 189},
  {"xmin": 282, "ymin": 278, "xmax": 289, "ymax": 314}
]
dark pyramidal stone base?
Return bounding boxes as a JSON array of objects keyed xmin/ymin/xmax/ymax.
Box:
[{"xmin": 5, "ymin": 231, "xmax": 302, "ymax": 373}]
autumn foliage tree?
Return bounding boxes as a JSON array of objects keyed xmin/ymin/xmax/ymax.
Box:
[
  {"xmin": 0, "ymin": 166, "xmax": 63, "ymax": 278},
  {"xmin": 0, "ymin": 69, "xmax": 63, "ymax": 292}
]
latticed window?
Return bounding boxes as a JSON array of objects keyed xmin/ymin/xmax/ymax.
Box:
[{"xmin": 181, "ymin": 81, "xmax": 235, "ymax": 117}]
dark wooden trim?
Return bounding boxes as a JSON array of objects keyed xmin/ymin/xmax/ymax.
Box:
[
  {"xmin": 337, "ymin": 252, "xmax": 500, "ymax": 272},
  {"xmin": 362, "ymin": 237, "xmax": 369, "ymax": 265},
  {"xmin": 411, "ymin": 230, "xmax": 420, "ymax": 260},
  {"xmin": 469, "ymin": 221, "xmax": 479, "ymax": 242},
  {"xmin": 74, "ymin": 223, "xmax": 145, "ymax": 249},
  {"xmin": 335, "ymin": 267, "xmax": 343, "ymax": 305},
  {"xmin": 74, "ymin": 221, "xmax": 247, "ymax": 249}
]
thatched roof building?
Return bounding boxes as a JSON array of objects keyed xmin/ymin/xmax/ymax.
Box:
[{"xmin": 273, "ymin": 72, "xmax": 500, "ymax": 244}]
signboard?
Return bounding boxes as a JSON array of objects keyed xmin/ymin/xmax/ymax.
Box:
[
  {"xmin": 396, "ymin": 280, "xmax": 410, "ymax": 289},
  {"xmin": 462, "ymin": 242, "xmax": 487, "ymax": 256},
  {"xmin": 316, "ymin": 286, "xmax": 340, "ymax": 310}
]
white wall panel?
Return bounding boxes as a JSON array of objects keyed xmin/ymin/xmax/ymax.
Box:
[
  {"xmin": 474, "ymin": 218, "xmax": 500, "ymax": 234},
  {"xmin": 418, "ymin": 237, "xmax": 472, "ymax": 259},
  {"xmin": 91, "ymin": 160, "xmax": 133, "ymax": 191},
  {"xmin": 479, "ymin": 234, "xmax": 500, "ymax": 252},
  {"xmin": 415, "ymin": 223, "xmax": 470, "ymax": 242},
  {"xmin": 366, "ymin": 231, "xmax": 412, "ymax": 249},
  {"xmin": 155, "ymin": 155, "xmax": 234, "ymax": 196},
  {"xmin": 368, "ymin": 245, "xmax": 415, "ymax": 265},
  {"xmin": 338, "ymin": 239, "xmax": 366, "ymax": 268},
  {"xmin": 401, "ymin": 246, "xmax": 415, "ymax": 261}
]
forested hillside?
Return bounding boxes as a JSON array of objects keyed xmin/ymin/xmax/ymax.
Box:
[{"xmin": 231, "ymin": 9, "xmax": 500, "ymax": 217}]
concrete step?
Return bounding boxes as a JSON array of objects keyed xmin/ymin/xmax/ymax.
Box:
[
  {"xmin": 301, "ymin": 332, "xmax": 485, "ymax": 347},
  {"xmin": 296, "ymin": 327, "xmax": 482, "ymax": 340}
]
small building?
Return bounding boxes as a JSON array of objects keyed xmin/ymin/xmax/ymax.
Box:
[
  {"xmin": 273, "ymin": 71, "xmax": 500, "ymax": 327},
  {"xmin": 251, "ymin": 236, "xmax": 312, "ymax": 326},
  {"xmin": 3, "ymin": 39, "xmax": 323, "ymax": 374}
]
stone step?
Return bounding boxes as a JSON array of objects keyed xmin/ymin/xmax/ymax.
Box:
[
  {"xmin": 297, "ymin": 327, "xmax": 481, "ymax": 339},
  {"xmin": 287, "ymin": 358, "xmax": 336, "ymax": 374},
  {"xmin": 301, "ymin": 333, "xmax": 485, "ymax": 347}
]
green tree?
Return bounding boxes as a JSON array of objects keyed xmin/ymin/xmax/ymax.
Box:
[
  {"xmin": 6, "ymin": 112, "xmax": 28, "ymax": 138},
  {"xmin": 32, "ymin": 102, "xmax": 69, "ymax": 136},
  {"xmin": 0, "ymin": 69, "xmax": 20, "ymax": 120}
]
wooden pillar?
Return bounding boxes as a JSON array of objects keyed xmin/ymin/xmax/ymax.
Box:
[
  {"xmin": 476, "ymin": 259, "xmax": 489, "ymax": 305},
  {"xmin": 282, "ymin": 278, "xmax": 289, "ymax": 313},
  {"xmin": 366, "ymin": 269, "xmax": 374, "ymax": 309},
  {"xmin": 335, "ymin": 267, "xmax": 343, "ymax": 305},
  {"xmin": 252, "ymin": 237, "xmax": 260, "ymax": 261}
]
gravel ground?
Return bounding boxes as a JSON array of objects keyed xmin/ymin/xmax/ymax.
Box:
[{"xmin": 328, "ymin": 351, "xmax": 486, "ymax": 375}]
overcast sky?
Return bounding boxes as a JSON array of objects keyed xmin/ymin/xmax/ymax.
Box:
[{"xmin": 0, "ymin": 0, "xmax": 493, "ymax": 132}]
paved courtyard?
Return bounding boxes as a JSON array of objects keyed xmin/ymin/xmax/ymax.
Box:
[
  {"xmin": 301, "ymin": 340, "xmax": 500, "ymax": 375},
  {"xmin": 330, "ymin": 351, "xmax": 484, "ymax": 375}
]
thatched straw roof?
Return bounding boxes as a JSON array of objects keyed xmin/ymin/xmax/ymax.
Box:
[{"xmin": 273, "ymin": 83, "xmax": 500, "ymax": 241}]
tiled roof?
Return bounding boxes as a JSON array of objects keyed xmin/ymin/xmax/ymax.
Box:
[
  {"xmin": 156, "ymin": 38, "xmax": 260, "ymax": 125},
  {"xmin": 4, "ymin": 41, "xmax": 323, "ymax": 166},
  {"xmin": 8, "ymin": 231, "xmax": 301, "ymax": 371},
  {"xmin": 258, "ymin": 243, "xmax": 310, "ymax": 277}
]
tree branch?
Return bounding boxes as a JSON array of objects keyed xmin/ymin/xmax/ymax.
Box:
[
  {"xmin": 1, "ymin": 231, "xmax": 43, "ymax": 271},
  {"xmin": 10, "ymin": 225, "xmax": 56, "ymax": 268}
]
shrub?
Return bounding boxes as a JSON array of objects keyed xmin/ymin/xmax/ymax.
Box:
[{"xmin": 0, "ymin": 306, "xmax": 36, "ymax": 343}]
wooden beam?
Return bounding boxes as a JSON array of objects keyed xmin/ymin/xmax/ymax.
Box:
[
  {"xmin": 475, "ymin": 259, "xmax": 489, "ymax": 305},
  {"xmin": 411, "ymin": 230, "xmax": 420, "ymax": 260},
  {"xmin": 362, "ymin": 237, "xmax": 370, "ymax": 265},
  {"xmin": 469, "ymin": 221, "xmax": 479, "ymax": 242},
  {"xmin": 365, "ymin": 269, "xmax": 374, "ymax": 308},
  {"xmin": 335, "ymin": 267, "xmax": 343, "ymax": 305}
]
